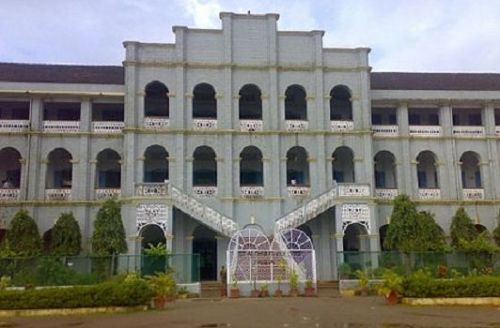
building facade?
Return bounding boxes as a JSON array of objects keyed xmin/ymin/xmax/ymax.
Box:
[{"xmin": 1, "ymin": 12, "xmax": 499, "ymax": 281}]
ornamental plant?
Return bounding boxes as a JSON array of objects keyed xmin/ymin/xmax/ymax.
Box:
[
  {"xmin": 5, "ymin": 210, "xmax": 41, "ymax": 256},
  {"xmin": 450, "ymin": 207, "xmax": 478, "ymax": 250},
  {"xmin": 91, "ymin": 199, "xmax": 127, "ymax": 255},
  {"xmin": 493, "ymin": 212, "xmax": 500, "ymax": 247},
  {"xmin": 51, "ymin": 212, "xmax": 82, "ymax": 256}
]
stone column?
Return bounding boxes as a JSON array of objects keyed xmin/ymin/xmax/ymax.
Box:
[
  {"xmin": 397, "ymin": 103, "xmax": 412, "ymax": 194},
  {"xmin": 440, "ymin": 104, "xmax": 459, "ymax": 199},
  {"xmin": 484, "ymin": 103, "xmax": 498, "ymax": 199},
  {"xmin": 27, "ymin": 97, "xmax": 43, "ymax": 200}
]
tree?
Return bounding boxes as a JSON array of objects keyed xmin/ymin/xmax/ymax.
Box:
[
  {"xmin": 414, "ymin": 211, "xmax": 446, "ymax": 252},
  {"xmin": 5, "ymin": 209, "xmax": 42, "ymax": 256},
  {"xmin": 91, "ymin": 199, "xmax": 127, "ymax": 255},
  {"xmin": 450, "ymin": 207, "xmax": 478, "ymax": 249},
  {"xmin": 51, "ymin": 212, "xmax": 82, "ymax": 256},
  {"xmin": 384, "ymin": 194, "xmax": 420, "ymax": 252},
  {"xmin": 493, "ymin": 211, "xmax": 500, "ymax": 247}
]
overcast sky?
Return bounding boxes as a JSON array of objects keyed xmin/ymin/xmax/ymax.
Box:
[{"xmin": 1, "ymin": 0, "xmax": 499, "ymax": 72}]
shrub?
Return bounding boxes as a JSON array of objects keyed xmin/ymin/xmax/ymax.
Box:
[
  {"xmin": 450, "ymin": 207, "xmax": 477, "ymax": 249},
  {"xmin": 51, "ymin": 212, "xmax": 82, "ymax": 256},
  {"xmin": 5, "ymin": 210, "xmax": 41, "ymax": 256},
  {"xmin": 91, "ymin": 199, "xmax": 127, "ymax": 256},
  {"xmin": 493, "ymin": 220, "xmax": 500, "ymax": 247},
  {"xmin": 403, "ymin": 275, "xmax": 500, "ymax": 298}
]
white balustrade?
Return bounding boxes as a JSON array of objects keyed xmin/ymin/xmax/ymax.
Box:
[
  {"xmin": 92, "ymin": 121, "xmax": 124, "ymax": 134},
  {"xmin": 193, "ymin": 186, "xmax": 218, "ymax": 198},
  {"xmin": 495, "ymin": 126, "xmax": 500, "ymax": 136},
  {"xmin": 0, "ymin": 120, "xmax": 30, "ymax": 132},
  {"xmin": 372, "ymin": 125, "xmax": 399, "ymax": 137},
  {"xmin": 375, "ymin": 188, "xmax": 398, "ymax": 199},
  {"xmin": 135, "ymin": 183, "xmax": 168, "ymax": 197},
  {"xmin": 285, "ymin": 120, "xmax": 309, "ymax": 132},
  {"xmin": 239, "ymin": 119, "xmax": 263, "ymax": 132},
  {"xmin": 193, "ymin": 119, "xmax": 217, "ymax": 130},
  {"xmin": 45, "ymin": 189, "xmax": 72, "ymax": 201},
  {"xmin": 0, "ymin": 189, "xmax": 20, "ymax": 200},
  {"xmin": 418, "ymin": 188, "xmax": 441, "ymax": 200},
  {"xmin": 409, "ymin": 125, "xmax": 441, "ymax": 137},
  {"xmin": 144, "ymin": 117, "xmax": 170, "ymax": 129},
  {"xmin": 463, "ymin": 188, "xmax": 484, "ymax": 200},
  {"xmin": 240, "ymin": 186, "xmax": 264, "ymax": 198},
  {"xmin": 330, "ymin": 120, "xmax": 354, "ymax": 132},
  {"xmin": 95, "ymin": 188, "xmax": 121, "ymax": 200},
  {"xmin": 452, "ymin": 126, "xmax": 485, "ymax": 137},
  {"xmin": 337, "ymin": 183, "xmax": 370, "ymax": 197},
  {"xmin": 43, "ymin": 121, "xmax": 80, "ymax": 133},
  {"xmin": 287, "ymin": 186, "xmax": 311, "ymax": 198}
]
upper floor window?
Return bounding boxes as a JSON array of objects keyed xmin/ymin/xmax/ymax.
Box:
[
  {"xmin": 96, "ymin": 149, "xmax": 121, "ymax": 188},
  {"xmin": 452, "ymin": 107, "xmax": 482, "ymax": 126},
  {"xmin": 374, "ymin": 151, "xmax": 397, "ymax": 189},
  {"xmin": 416, "ymin": 151, "xmax": 439, "ymax": 188},
  {"xmin": 143, "ymin": 145, "xmax": 169, "ymax": 183},
  {"xmin": 330, "ymin": 85, "xmax": 352, "ymax": 121},
  {"xmin": 46, "ymin": 148, "xmax": 73, "ymax": 189},
  {"xmin": 92, "ymin": 103, "xmax": 124, "ymax": 122},
  {"xmin": 285, "ymin": 85, "xmax": 307, "ymax": 120},
  {"xmin": 460, "ymin": 151, "xmax": 482, "ymax": 188},
  {"xmin": 239, "ymin": 84, "xmax": 262, "ymax": 120},
  {"xmin": 144, "ymin": 81, "xmax": 169, "ymax": 118},
  {"xmin": 408, "ymin": 107, "xmax": 439, "ymax": 125},
  {"xmin": 372, "ymin": 107, "xmax": 397, "ymax": 125},
  {"xmin": 193, "ymin": 146, "xmax": 217, "ymax": 186},
  {"xmin": 240, "ymin": 146, "xmax": 263, "ymax": 186},
  {"xmin": 286, "ymin": 146, "xmax": 309, "ymax": 186},
  {"xmin": 332, "ymin": 146, "xmax": 355, "ymax": 183},
  {"xmin": 0, "ymin": 147, "xmax": 21, "ymax": 189},
  {"xmin": 44, "ymin": 102, "xmax": 80, "ymax": 121},
  {"xmin": 193, "ymin": 83, "xmax": 217, "ymax": 119},
  {"xmin": 0, "ymin": 101, "xmax": 29, "ymax": 120}
]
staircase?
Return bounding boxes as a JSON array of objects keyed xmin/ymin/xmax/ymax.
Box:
[
  {"xmin": 316, "ymin": 280, "xmax": 340, "ymax": 297},
  {"xmin": 200, "ymin": 281, "xmax": 224, "ymax": 298}
]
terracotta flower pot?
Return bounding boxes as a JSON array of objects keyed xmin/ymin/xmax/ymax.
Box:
[
  {"xmin": 251, "ymin": 289, "xmax": 260, "ymax": 298},
  {"xmin": 230, "ymin": 288, "xmax": 240, "ymax": 298},
  {"xmin": 385, "ymin": 290, "xmax": 400, "ymax": 305},
  {"xmin": 259, "ymin": 290, "xmax": 269, "ymax": 297},
  {"xmin": 153, "ymin": 296, "xmax": 167, "ymax": 309},
  {"xmin": 273, "ymin": 289, "xmax": 283, "ymax": 297},
  {"xmin": 304, "ymin": 287, "xmax": 315, "ymax": 297},
  {"xmin": 289, "ymin": 288, "xmax": 299, "ymax": 297}
]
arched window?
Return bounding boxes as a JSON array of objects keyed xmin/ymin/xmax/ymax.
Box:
[
  {"xmin": 193, "ymin": 83, "xmax": 217, "ymax": 119},
  {"xmin": 286, "ymin": 146, "xmax": 309, "ymax": 186},
  {"xmin": 285, "ymin": 85, "xmax": 307, "ymax": 120},
  {"xmin": 193, "ymin": 146, "xmax": 217, "ymax": 186},
  {"xmin": 374, "ymin": 151, "xmax": 397, "ymax": 188},
  {"xmin": 96, "ymin": 149, "xmax": 121, "ymax": 188},
  {"xmin": 144, "ymin": 81, "xmax": 169, "ymax": 117},
  {"xmin": 332, "ymin": 146, "xmax": 355, "ymax": 183},
  {"xmin": 343, "ymin": 223, "xmax": 368, "ymax": 252},
  {"xmin": 240, "ymin": 146, "xmax": 263, "ymax": 186},
  {"xmin": 416, "ymin": 151, "xmax": 439, "ymax": 188},
  {"xmin": 330, "ymin": 85, "xmax": 352, "ymax": 120},
  {"xmin": 144, "ymin": 145, "xmax": 168, "ymax": 183},
  {"xmin": 460, "ymin": 151, "xmax": 481, "ymax": 188},
  {"xmin": 46, "ymin": 148, "xmax": 72, "ymax": 188},
  {"xmin": 239, "ymin": 84, "xmax": 262, "ymax": 120},
  {"xmin": 0, "ymin": 147, "xmax": 21, "ymax": 189}
]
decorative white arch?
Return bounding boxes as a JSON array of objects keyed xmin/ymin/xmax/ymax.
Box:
[{"xmin": 136, "ymin": 203, "xmax": 169, "ymax": 235}]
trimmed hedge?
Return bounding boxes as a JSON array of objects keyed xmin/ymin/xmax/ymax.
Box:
[
  {"xmin": 0, "ymin": 279, "xmax": 154, "ymax": 309},
  {"xmin": 403, "ymin": 275, "xmax": 500, "ymax": 298}
]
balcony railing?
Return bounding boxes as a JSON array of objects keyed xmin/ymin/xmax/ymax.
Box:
[
  {"xmin": 287, "ymin": 185, "xmax": 311, "ymax": 198},
  {"xmin": 43, "ymin": 121, "xmax": 80, "ymax": 133},
  {"xmin": 452, "ymin": 126, "xmax": 485, "ymax": 137},
  {"xmin": 418, "ymin": 188, "xmax": 441, "ymax": 200},
  {"xmin": 45, "ymin": 188, "xmax": 72, "ymax": 201},
  {"xmin": 193, "ymin": 186, "xmax": 217, "ymax": 198},
  {"xmin": 372, "ymin": 125, "xmax": 399, "ymax": 137},
  {"xmin": 330, "ymin": 120, "xmax": 354, "ymax": 132},
  {"xmin": 240, "ymin": 120, "xmax": 263, "ymax": 132},
  {"xmin": 375, "ymin": 188, "xmax": 398, "ymax": 199},
  {"xmin": 463, "ymin": 188, "xmax": 484, "ymax": 200},
  {"xmin": 240, "ymin": 186, "xmax": 264, "ymax": 198},
  {"xmin": 92, "ymin": 121, "xmax": 124, "ymax": 134},
  {"xmin": 193, "ymin": 119, "xmax": 217, "ymax": 130},
  {"xmin": 495, "ymin": 126, "xmax": 500, "ymax": 136},
  {"xmin": 144, "ymin": 117, "xmax": 170, "ymax": 129},
  {"xmin": 337, "ymin": 183, "xmax": 370, "ymax": 197},
  {"xmin": 95, "ymin": 188, "xmax": 121, "ymax": 200},
  {"xmin": 0, "ymin": 120, "xmax": 30, "ymax": 133},
  {"xmin": 0, "ymin": 188, "xmax": 20, "ymax": 200},
  {"xmin": 285, "ymin": 120, "xmax": 309, "ymax": 132},
  {"xmin": 409, "ymin": 125, "xmax": 441, "ymax": 137},
  {"xmin": 135, "ymin": 183, "xmax": 168, "ymax": 197}
]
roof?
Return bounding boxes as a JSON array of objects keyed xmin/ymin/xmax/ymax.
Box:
[
  {"xmin": 371, "ymin": 72, "xmax": 500, "ymax": 91},
  {"xmin": 0, "ymin": 62, "xmax": 124, "ymax": 85}
]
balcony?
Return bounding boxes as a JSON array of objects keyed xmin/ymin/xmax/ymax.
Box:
[
  {"xmin": 375, "ymin": 188, "xmax": 398, "ymax": 200},
  {"xmin": 92, "ymin": 121, "xmax": 124, "ymax": 134},
  {"xmin": 287, "ymin": 186, "xmax": 311, "ymax": 198},
  {"xmin": 0, "ymin": 120, "xmax": 30, "ymax": 133},
  {"xmin": 240, "ymin": 186, "xmax": 264, "ymax": 198},
  {"xmin": 372, "ymin": 125, "xmax": 398, "ymax": 137},
  {"xmin": 240, "ymin": 120, "xmax": 263, "ymax": 132},
  {"xmin": 285, "ymin": 120, "xmax": 308, "ymax": 132},
  {"xmin": 337, "ymin": 183, "xmax": 370, "ymax": 197},
  {"xmin": 144, "ymin": 117, "xmax": 170, "ymax": 130},
  {"xmin": 495, "ymin": 126, "xmax": 500, "ymax": 136},
  {"xmin": 193, "ymin": 186, "xmax": 217, "ymax": 198},
  {"xmin": 330, "ymin": 120, "xmax": 354, "ymax": 132},
  {"xmin": 45, "ymin": 189, "xmax": 72, "ymax": 201},
  {"xmin": 418, "ymin": 188, "xmax": 441, "ymax": 200},
  {"xmin": 95, "ymin": 188, "xmax": 121, "ymax": 200},
  {"xmin": 409, "ymin": 125, "xmax": 441, "ymax": 137},
  {"xmin": 43, "ymin": 121, "xmax": 80, "ymax": 133},
  {"xmin": 0, "ymin": 188, "xmax": 20, "ymax": 200},
  {"xmin": 463, "ymin": 188, "xmax": 484, "ymax": 200},
  {"xmin": 452, "ymin": 126, "xmax": 485, "ymax": 137},
  {"xmin": 135, "ymin": 183, "xmax": 168, "ymax": 197},
  {"xmin": 193, "ymin": 119, "xmax": 217, "ymax": 130}
]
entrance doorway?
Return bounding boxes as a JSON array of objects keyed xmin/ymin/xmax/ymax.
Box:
[
  {"xmin": 192, "ymin": 225, "xmax": 217, "ymax": 281},
  {"xmin": 140, "ymin": 224, "xmax": 167, "ymax": 275}
]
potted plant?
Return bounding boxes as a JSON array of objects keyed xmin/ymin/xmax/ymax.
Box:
[
  {"xmin": 377, "ymin": 270, "xmax": 403, "ymax": 305},
  {"xmin": 177, "ymin": 286, "xmax": 189, "ymax": 299},
  {"xmin": 251, "ymin": 277, "xmax": 260, "ymax": 297},
  {"xmin": 304, "ymin": 279, "xmax": 315, "ymax": 297},
  {"xmin": 230, "ymin": 275, "xmax": 240, "ymax": 298},
  {"xmin": 259, "ymin": 283, "xmax": 269, "ymax": 297},
  {"xmin": 274, "ymin": 259, "xmax": 286, "ymax": 297},
  {"xmin": 355, "ymin": 270, "xmax": 370, "ymax": 296},
  {"xmin": 148, "ymin": 272, "xmax": 176, "ymax": 309},
  {"xmin": 288, "ymin": 269, "xmax": 299, "ymax": 297}
]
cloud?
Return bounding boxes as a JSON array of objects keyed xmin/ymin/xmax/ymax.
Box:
[{"xmin": 178, "ymin": 0, "xmax": 222, "ymax": 27}]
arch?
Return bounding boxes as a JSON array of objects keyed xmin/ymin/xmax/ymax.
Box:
[
  {"xmin": 379, "ymin": 224, "xmax": 389, "ymax": 251},
  {"xmin": 193, "ymin": 224, "xmax": 218, "ymax": 281},
  {"xmin": 475, "ymin": 224, "xmax": 487, "ymax": 234},
  {"xmin": 46, "ymin": 148, "xmax": 73, "ymax": 188},
  {"xmin": 297, "ymin": 224, "xmax": 313, "ymax": 241},
  {"xmin": 239, "ymin": 84, "xmax": 262, "ymax": 120},
  {"xmin": 460, "ymin": 151, "xmax": 482, "ymax": 188},
  {"xmin": 144, "ymin": 145, "xmax": 169, "ymax": 183},
  {"xmin": 343, "ymin": 223, "xmax": 368, "ymax": 252},
  {"xmin": 96, "ymin": 149, "xmax": 121, "ymax": 188},
  {"xmin": 416, "ymin": 151, "xmax": 439, "ymax": 188},
  {"xmin": 374, "ymin": 151, "xmax": 397, "ymax": 188},
  {"xmin": 285, "ymin": 85, "xmax": 307, "ymax": 120},
  {"xmin": 0, "ymin": 147, "xmax": 22, "ymax": 188},
  {"xmin": 0, "ymin": 229, "xmax": 7, "ymax": 245},
  {"xmin": 43, "ymin": 229, "xmax": 52, "ymax": 255},
  {"xmin": 240, "ymin": 146, "xmax": 263, "ymax": 186},
  {"xmin": 140, "ymin": 224, "xmax": 166, "ymax": 251},
  {"xmin": 286, "ymin": 146, "xmax": 310, "ymax": 186},
  {"xmin": 330, "ymin": 85, "xmax": 352, "ymax": 120},
  {"xmin": 193, "ymin": 146, "xmax": 217, "ymax": 186},
  {"xmin": 193, "ymin": 83, "xmax": 217, "ymax": 119},
  {"xmin": 332, "ymin": 146, "xmax": 355, "ymax": 183},
  {"xmin": 144, "ymin": 81, "xmax": 169, "ymax": 117}
]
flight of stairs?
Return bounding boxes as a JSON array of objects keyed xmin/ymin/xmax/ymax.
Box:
[
  {"xmin": 316, "ymin": 280, "xmax": 340, "ymax": 297},
  {"xmin": 200, "ymin": 281, "xmax": 224, "ymax": 298}
]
